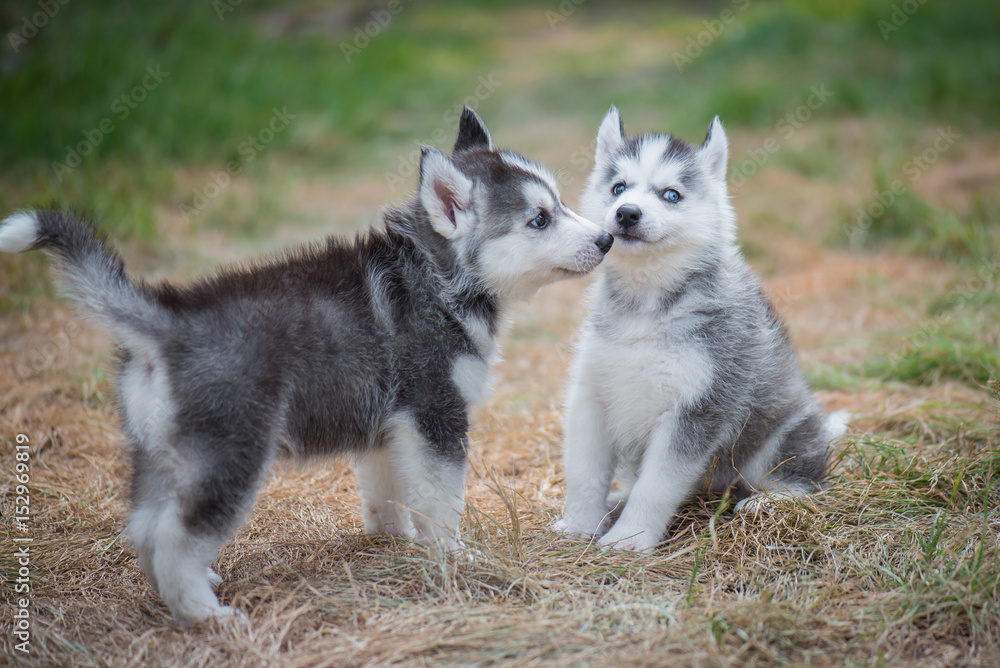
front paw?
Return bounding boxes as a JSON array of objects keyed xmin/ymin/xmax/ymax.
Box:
[
  {"xmin": 597, "ymin": 525, "xmax": 658, "ymax": 553},
  {"xmin": 554, "ymin": 514, "xmax": 608, "ymax": 539},
  {"xmin": 362, "ymin": 502, "xmax": 414, "ymax": 538}
]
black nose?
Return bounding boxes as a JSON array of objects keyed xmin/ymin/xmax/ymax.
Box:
[
  {"xmin": 616, "ymin": 204, "xmax": 641, "ymax": 229},
  {"xmin": 595, "ymin": 232, "xmax": 614, "ymax": 254}
]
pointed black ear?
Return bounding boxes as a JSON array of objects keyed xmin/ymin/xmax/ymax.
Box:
[{"xmin": 453, "ymin": 106, "xmax": 492, "ymax": 154}]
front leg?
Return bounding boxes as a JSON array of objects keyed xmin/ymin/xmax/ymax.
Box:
[
  {"xmin": 555, "ymin": 375, "xmax": 615, "ymax": 539},
  {"xmin": 385, "ymin": 411, "xmax": 467, "ymax": 552},
  {"xmin": 599, "ymin": 413, "xmax": 711, "ymax": 553}
]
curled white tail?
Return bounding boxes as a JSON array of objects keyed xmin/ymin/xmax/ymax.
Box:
[
  {"xmin": 0, "ymin": 210, "xmax": 40, "ymax": 253},
  {"xmin": 825, "ymin": 409, "xmax": 851, "ymax": 443}
]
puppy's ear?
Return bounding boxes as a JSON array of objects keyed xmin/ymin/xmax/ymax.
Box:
[
  {"xmin": 453, "ymin": 106, "xmax": 492, "ymax": 154},
  {"xmin": 699, "ymin": 116, "xmax": 728, "ymax": 183},
  {"xmin": 595, "ymin": 106, "xmax": 625, "ymax": 165},
  {"xmin": 419, "ymin": 146, "xmax": 475, "ymax": 239}
]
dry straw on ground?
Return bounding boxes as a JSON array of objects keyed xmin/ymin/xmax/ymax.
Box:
[{"xmin": 2, "ymin": 235, "xmax": 998, "ymax": 666}]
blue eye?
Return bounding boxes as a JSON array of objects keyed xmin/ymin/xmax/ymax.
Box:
[
  {"xmin": 663, "ymin": 188, "xmax": 681, "ymax": 203},
  {"xmin": 529, "ymin": 211, "xmax": 549, "ymax": 229},
  {"xmin": 612, "ymin": 182, "xmax": 626, "ymax": 196}
]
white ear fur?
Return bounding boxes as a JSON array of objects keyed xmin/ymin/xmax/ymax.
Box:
[
  {"xmin": 699, "ymin": 116, "xmax": 729, "ymax": 183},
  {"xmin": 419, "ymin": 147, "xmax": 474, "ymax": 239},
  {"xmin": 595, "ymin": 106, "xmax": 625, "ymax": 165}
]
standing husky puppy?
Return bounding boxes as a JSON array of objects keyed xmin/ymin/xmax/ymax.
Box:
[
  {"xmin": 555, "ymin": 108, "xmax": 844, "ymax": 552},
  {"xmin": 0, "ymin": 109, "xmax": 612, "ymax": 623}
]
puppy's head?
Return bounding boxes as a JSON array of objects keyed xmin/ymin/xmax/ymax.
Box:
[
  {"xmin": 418, "ymin": 107, "xmax": 612, "ymax": 300},
  {"xmin": 580, "ymin": 107, "xmax": 735, "ymax": 259}
]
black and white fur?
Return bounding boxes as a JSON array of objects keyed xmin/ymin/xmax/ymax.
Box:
[
  {"xmin": 0, "ymin": 109, "xmax": 613, "ymax": 623},
  {"xmin": 555, "ymin": 108, "xmax": 845, "ymax": 552}
]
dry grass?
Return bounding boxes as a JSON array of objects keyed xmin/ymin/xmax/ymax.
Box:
[
  {"xmin": 3, "ymin": 135, "xmax": 1000, "ymax": 667},
  {"xmin": 2, "ymin": 266, "xmax": 998, "ymax": 666}
]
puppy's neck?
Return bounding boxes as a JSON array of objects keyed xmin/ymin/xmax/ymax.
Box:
[{"xmin": 600, "ymin": 240, "xmax": 733, "ymax": 314}]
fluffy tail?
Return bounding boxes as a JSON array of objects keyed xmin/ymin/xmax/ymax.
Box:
[
  {"xmin": 0, "ymin": 209, "xmax": 166, "ymax": 342},
  {"xmin": 824, "ymin": 409, "xmax": 851, "ymax": 443}
]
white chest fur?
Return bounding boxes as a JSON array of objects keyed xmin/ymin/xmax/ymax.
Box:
[
  {"xmin": 576, "ymin": 308, "xmax": 713, "ymax": 449},
  {"xmin": 451, "ymin": 354, "xmax": 495, "ymax": 409}
]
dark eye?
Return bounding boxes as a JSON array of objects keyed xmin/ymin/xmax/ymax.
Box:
[
  {"xmin": 529, "ymin": 211, "xmax": 549, "ymax": 229},
  {"xmin": 612, "ymin": 182, "xmax": 626, "ymax": 196},
  {"xmin": 662, "ymin": 188, "xmax": 681, "ymax": 203}
]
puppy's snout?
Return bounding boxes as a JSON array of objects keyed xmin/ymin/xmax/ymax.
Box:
[
  {"xmin": 595, "ymin": 232, "xmax": 614, "ymax": 254},
  {"xmin": 615, "ymin": 204, "xmax": 641, "ymax": 229}
]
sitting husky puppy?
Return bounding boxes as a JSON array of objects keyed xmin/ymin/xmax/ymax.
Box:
[
  {"xmin": 555, "ymin": 108, "xmax": 844, "ymax": 552},
  {"xmin": 0, "ymin": 109, "xmax": 613, "ymax": 623}
]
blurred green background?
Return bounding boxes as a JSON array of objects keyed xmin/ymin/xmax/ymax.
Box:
[
  {"xmin": 1, "ymin": 0, "xmax": 998, "ymax": 385},
  {"xmin": 2, "ymin": 0, "xmax": 997, "ymax": 236}
]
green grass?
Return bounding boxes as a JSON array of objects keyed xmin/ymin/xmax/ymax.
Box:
[
  {"xmin": 832, "ymin": 417, "xmax": 1000, "ymax": 643},
  {"xmin": 854, "ymin": 261, "xmax": 1000, "ymax": 386},
  {"xmin": 1, "ymin": 0, "xmax": 494, "ymax": 237},
  {"xmin": 839, "ymin": 166, "xmax": 1000, "ymax": 261},
  {"xmin": 1, "ymin": 1, "xmax": 491, "ymax": 167}
]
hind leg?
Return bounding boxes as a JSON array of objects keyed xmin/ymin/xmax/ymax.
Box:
[
  {"xmin": 733, "ymin": 487, "xmax": 812, "ymax": 514},
  {"xmin": 128, "ymin": 435, "xmax": 267, "ymax": 624},
  {"xmin": 130, "ymin": 499, "xmax": 240, "ymax": 624},
  {"xmin": 129, "ymin": 473, "xmax": 235, "ymax": 623},
  {"xmin": 408, "ymin": 458, "xmax": 466, "ymax": 552},
  {"xmin": 355, "ymin": 446, "xmax": 415, "ymax": 538},
  {"xmin": 736, "ymin": 410, "xmax": 828, "ymax": 515}
]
